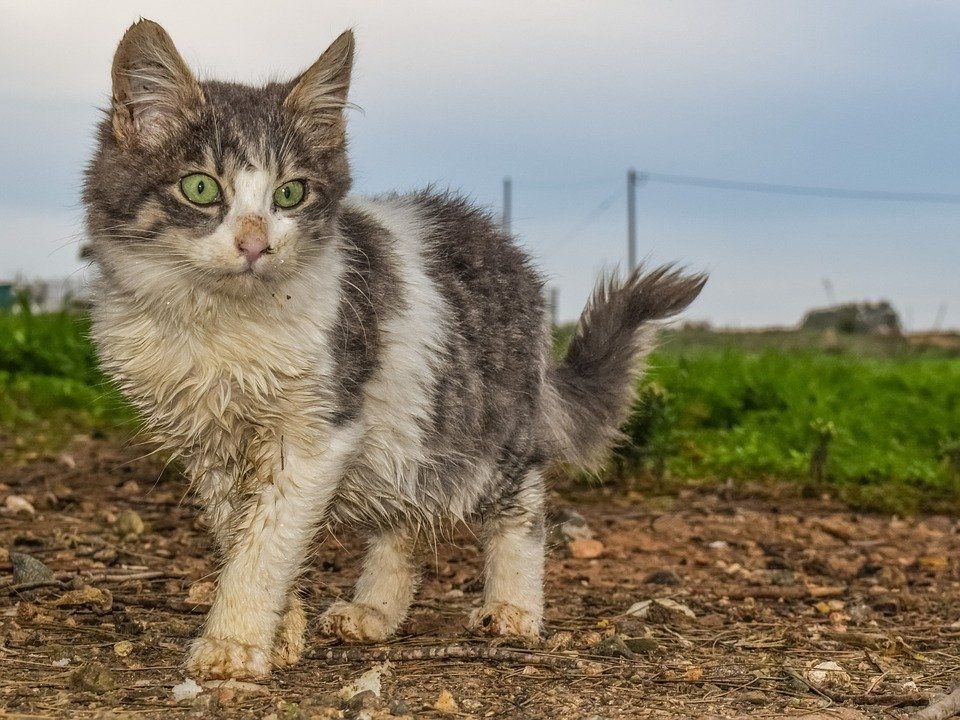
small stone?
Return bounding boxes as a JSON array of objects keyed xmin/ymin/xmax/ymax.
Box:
[
  {"xmin": 118, "ymin": 480, "xmax": 140, "ymax": 495},
  {"xmin": 5, "ymin": 495, "xmax": 36, "ymax": 515},
  {"xmin": 594, "ymin": 635, "xmax": 636, "ymax": 659},
  {"xmin": 346, "ymin": 689, "xmax": 381, "ymax": 712},
  {"xmin": 186, "ymin": 581, "xmax": 216, "ymax": 606},
  {"xmin": 113, "ymin": 640, "xmax": 134, "ymax": 657},
  {"xmin": 643, "ymin": 570, "xmax": 680, "ymax": 585},
  {"xmin": 623, "ymin": 637, "xmax": 660, "ymax": 654},
  {"xmin": 70, "ymin": 661, "xmax": 116, "ymax": 693},
  {"xmin": 11, "ymin": 551, "xmax": 54, "ymax": 585},
  {"xmin": 552, "ymin": 508, "xmax": 595, "ymax": 542},
  {"xmin": 53, "ymin": 586, "xmax": 113, "ymax": 613},
  {"xmin": 113, "ymin": 509, "xmax": 145, "ymax": 538},
  {"xmin": 389, "ymin": 699, "xmax": 410, "ymax": 715},
  {"xmin": 568, "ymin": 538, "xmax": 604, "ymax": 559},
  {"xmin": 337, "ymin": 662, "xmax": 390, "ymax": 701},
  {"xmin": 805, "ymin": 660, "xmax": 851, "ymax": 689},
  {"xmin": 172, "ymin": 678, "xmax": 203, "ymax": 702},
  {"xmin": 433, "ymin": 689, "xmax": 459, "ymax": 714}
]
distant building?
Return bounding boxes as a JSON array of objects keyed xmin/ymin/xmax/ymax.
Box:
[
  {"xmin": 801, "ymin": 301, "xmax": 902, "ymax": 335},
  {"xmin": 0, "ymin": 281, "xmax": 13, "ymax": 311}
]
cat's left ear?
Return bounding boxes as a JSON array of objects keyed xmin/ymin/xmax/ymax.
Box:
[
  {"xmin": 110, "ymin": 19, "xmax": 204, "ymax": 148},
  {"xmin": 284, "ymin": 30, "xmax": 355, "ymax": 147}
]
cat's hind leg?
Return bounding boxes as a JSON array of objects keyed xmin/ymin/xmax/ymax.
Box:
[
  {"xmin": 469, "ymin": 466, "xmax": 546, "ymax": 639},
  {"xmin": 319, "ymin": 528, "xmax": 418, "ymax": 643}
]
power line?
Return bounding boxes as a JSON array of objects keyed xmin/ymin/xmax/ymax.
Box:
[{"xmin": 639, "ymin": 171, "xmax": 960, "ymax": 204}]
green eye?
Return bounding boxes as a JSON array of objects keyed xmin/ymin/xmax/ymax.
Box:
[
  {"xmin": 274, "ymin": 180, "xmax": 305, "ymax": 208},
  {"xmin": 180, "ymin": 173, "xmax": 221, "ymax": 205}
]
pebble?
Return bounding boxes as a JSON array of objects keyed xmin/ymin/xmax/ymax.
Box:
[
  {"xmin": 53, "ymin": 586, "xmax": 113, "ymax": 613},
  {"xmin": 433, "ymin": 689, "xmax": 459, "ymax": 714},
  {"xmin": 70, "ymin": 661, "xmax": 116, "ymax": 693},
  {"xmin": 113, "ymin": 509, "xmax": 145, "ymax": 537},
  {"xmin": 5, "ymin": 495, "xmax": 36, "ymax": 515},
  {"xmin": 11, "ymin": 551, "xmax": 54, "ymax": 585},
  {"xmin": 643, "ymin": 569, "xmax": 680, "ymax": 585},
  {"xmin": 568, "ymin": 538, "xmax": 605, "ymax": 559}
]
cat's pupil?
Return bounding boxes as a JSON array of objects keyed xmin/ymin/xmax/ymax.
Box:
[
  {"xmin": 197, "ymin": 180, "xmax": 205, "ymax": 194},
  {"xmin": 283, "ymin": 187, "xmax": 290, "ymax": 199}
]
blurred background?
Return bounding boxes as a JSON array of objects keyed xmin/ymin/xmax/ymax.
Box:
[
  {"xmin": 2, "ymin": 0, "xmax": 959, "ymax": 329},
  {"xmin": 1, "ymin": 1, "xmax": 959, "ymax": 514}
]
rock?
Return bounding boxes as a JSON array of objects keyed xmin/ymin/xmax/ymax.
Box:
[
  {"xmin": 594, "ymin": 635, "xmax": 636, "ymax": 659},
  {"xmin": 337, "ymin": 662, "xmax": 390, "ymax": 701},
  {"xmin": 804, "ymin": 660, "xmax": 851, "ymax": 689},
  {"xmin": 113, "ymin": 509, "xmax": 145, "ymax": 538},
  {"xmin": 186, "ymin": 581, "xmax": 216, "ymax": 606},
  {"xmin": 626, "ymin": 598, "xmax": 696, "ymax": 621},
  {"xmin": 569, "ymin": 538, "xmax": 605, "ymax": 559},
  {"xmin": 433, "ymin": 689, "xmax": 459, "ymax": 714},
  {"xmin": 70, "ymin": 661, "xmax": 116, "ymax": 693},
  {"xmin": 552, "ymin": 508, "xmax": 595, "ymax": 542},
  {"xmin": 11, "ymin": 551, "xmax": 54, "ymax": 585},
  {"xmin": 113, "ymin": 640, "xmax": 134, "ymax": 657},
  {"xmin": 643, "ymin": 570, "xmax": 680, "ymax": 585},
  {"xmin": 53, "ymin": 586, "xmax": 113, "ymax": 613},
  {"xmin": 623, "ymin": 637, "xmax": 660, "ymax": 654},
  {"xmin": 172, "ymin": 678, "xmax": 203, "ymax": 702},
  {"xmin": 5, "ymin": 495, "xmax": 36, "ymax": 515},
  {"xmin": 118, "ymin": 480, "xmax": 140, "ymax": 495},
  {"xmin": 388, "ymin": 699, "xmax": 410, "ymax": 715},
  {"xmin": 346, "ymin": 689, "xmax": 382, "ymax": 712}
]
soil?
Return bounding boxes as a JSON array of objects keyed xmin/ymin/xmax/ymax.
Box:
[{"xmin": 1, "ymin": 440, "xmax": 959, "ymax": 719}]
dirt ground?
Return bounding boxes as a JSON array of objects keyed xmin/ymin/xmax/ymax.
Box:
[{"xmin": 1, "ymin": 440, "xmax": 959, "ymax": 719}]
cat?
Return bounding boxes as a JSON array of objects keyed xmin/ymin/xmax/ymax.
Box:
[{"xmin": 83, "ymin": 19, "xmax": 706, "ymax": 679}]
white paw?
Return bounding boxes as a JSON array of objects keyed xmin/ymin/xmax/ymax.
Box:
[
  {"xmin": 318, "ymin": 601, "xmax": 393, "ymax": 643},
  {"xmin": 469, "ymin": 602, "xmax": 542, "ymax": 639},
  {"xmin": 185, "ymin": 636, "xmax": 271, "ymax": 679},
  {"xmin": 272, "ymin": 597, "xmax": 307, "ymax": 667}
]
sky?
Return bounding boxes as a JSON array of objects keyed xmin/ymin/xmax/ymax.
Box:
[{"xmin": 2, "ymin": 0, "xmax": 959, "ymax": 328}]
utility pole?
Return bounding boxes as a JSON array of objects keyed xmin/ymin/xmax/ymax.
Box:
[
  {"xmin": 627, "ymin": 168, "xmax": 637, "ymax": 272},
  {"xmin": 502, "ymin": 177, "xmax": 512, "ymax": 233},
  {"xmin": 549, "ymin": 287, "xmax": 559, "ymax": 327}
]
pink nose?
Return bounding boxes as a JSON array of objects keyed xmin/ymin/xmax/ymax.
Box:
[
  {"xmin": 237, "ymin": 236, "xmax": 269, "ymax": 264},
  {"xmin": 234, "ymin": 214, "xmax": 270, "ymax": 265}
]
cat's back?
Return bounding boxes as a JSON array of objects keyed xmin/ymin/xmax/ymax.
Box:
[{"xmin": 343, "ymin": 189, "xmax": 547, "ymax": 356}]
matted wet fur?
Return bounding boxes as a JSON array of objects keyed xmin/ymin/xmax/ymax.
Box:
[{"xmin": 83, "ymin": 19, "xmax": 706, "ymax": 679}]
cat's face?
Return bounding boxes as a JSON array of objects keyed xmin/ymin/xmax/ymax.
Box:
[{"xmin": 84, "ymin": 20, "xmax": 354, "ymax": 299}]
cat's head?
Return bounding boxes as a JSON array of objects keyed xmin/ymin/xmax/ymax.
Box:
[{"xmin": 84, "ymin": 19, "xmax": 354, "ymax": 299}]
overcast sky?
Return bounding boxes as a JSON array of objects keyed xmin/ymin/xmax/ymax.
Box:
[{"xmin": 2, "ymin": 1, "xmax": 959, "ymax": 328}]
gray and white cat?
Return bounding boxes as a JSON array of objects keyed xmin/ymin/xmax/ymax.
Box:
[{"xmin": 83, "ymin": 20, "xmax": 706, "ymax": 679}]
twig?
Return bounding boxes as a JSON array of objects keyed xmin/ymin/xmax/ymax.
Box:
[
  {"xmin": 307, "ymin": 643, "xmax": 601, "ymax": 670},
  {"xmin": 723, "ymin": 585, "xmax": 846, "ymax": 600},
  {"xmin": 911, "ymin": 685, "xmax": 960, "ymax": 720},
  {"xmin": 785, "ymin": 667, "xmax": 927, "ymax": 708},
  {"xmin": 84, "ymin": 570, "xmax": 183, "ymax": 583}
]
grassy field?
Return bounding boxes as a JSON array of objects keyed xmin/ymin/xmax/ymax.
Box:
[{"xmin": 2, "ymin": 308, "xmax": 959, "ymax": 513}]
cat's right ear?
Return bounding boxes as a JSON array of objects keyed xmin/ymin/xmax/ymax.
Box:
[{"xmin": 110, "ymin": 19, "xmax": 204, "ymax": 148}]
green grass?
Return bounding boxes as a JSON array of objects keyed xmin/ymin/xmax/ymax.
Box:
[
  {"xmin": 0, "ymin": 309, "xmax": 135, "ymax": 456},
  {"xmin": 1, "ymin": 308, "xmax": 959, "ymax": 513},
  {"xmin": 613, "ymin": 349, "xmax": 960, "ymax": 514}
]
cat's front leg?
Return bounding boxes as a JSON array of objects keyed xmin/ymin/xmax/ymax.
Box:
[
  {"xmin": 319, "ymin": 528, "xmax": 418, "ymax": 642},
  {"xmin": 185, "ymin": 442, "xmax": 351, "ymax": 679}
]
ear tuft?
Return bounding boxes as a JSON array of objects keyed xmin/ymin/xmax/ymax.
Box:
[
  {"xmin": 110, "ymin": 19, "xmax": 203, "ymax": 147},
  {"xmin": 284, "ymin": 30, "xmax": 355, "ymax": 145}
]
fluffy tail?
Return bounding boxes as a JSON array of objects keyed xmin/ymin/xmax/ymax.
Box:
[{"xmin": 545, "ymin": 264, "xmax": 707, "ymax": 468}]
